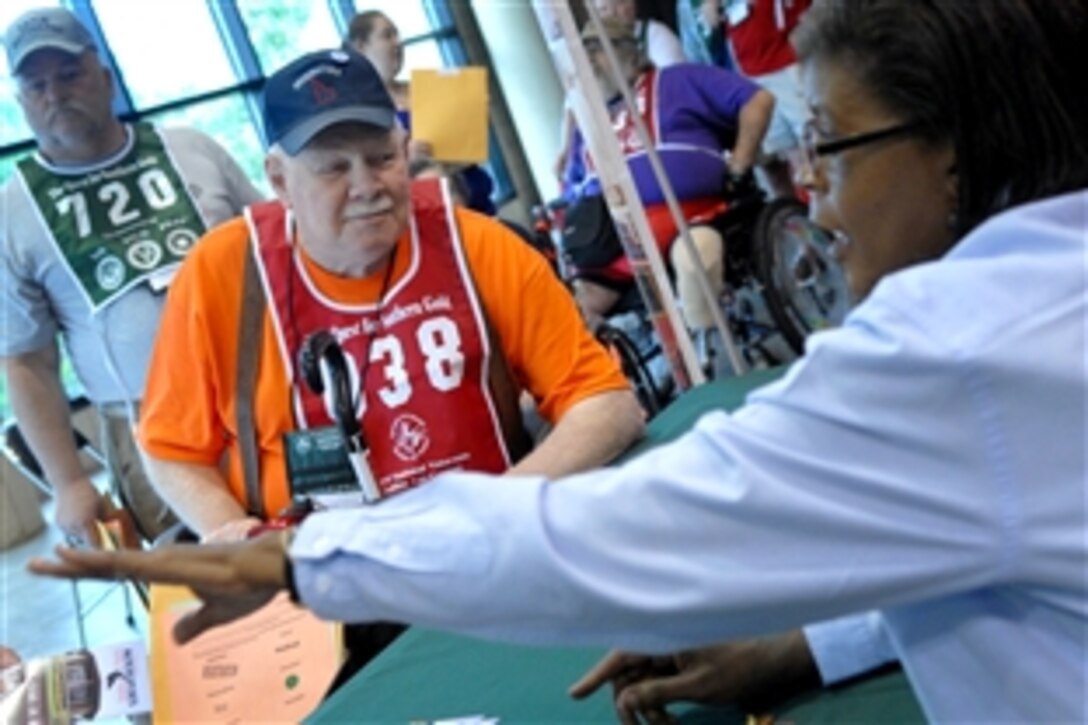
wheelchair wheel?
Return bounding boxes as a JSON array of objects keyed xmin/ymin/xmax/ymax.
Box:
[
  {"xmin": 595, "ymin": 323, "xmax": 666, "ymax": 419},
  {"xmin": 752, "ymin": 199, "xmax": 851, "ymax": 353}
]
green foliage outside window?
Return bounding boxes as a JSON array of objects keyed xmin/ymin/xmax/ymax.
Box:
[
  {"xmin": 148, "ymin": 94, "xmax": 270, "ymax": 197},
  {"xmin": 238, "ymin": 0, "xmax": 341, "ymax": 76}
]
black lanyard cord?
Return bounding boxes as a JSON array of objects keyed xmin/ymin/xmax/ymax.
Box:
[{"xmin": 288, "ymin": 238, "xmax": 400, "ymax": 420}]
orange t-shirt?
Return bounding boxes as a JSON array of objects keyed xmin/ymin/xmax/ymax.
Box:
[{"xmin": 139, "ymin": 205, "xmax": 629, "ymax": 518}]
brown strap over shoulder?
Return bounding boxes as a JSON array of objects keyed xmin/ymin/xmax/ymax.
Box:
[
  {"xmin": 236, "ymin": 239, "xmax": 266, "ymax": 518},
  {"xmin": 453, "ymin": 213, "xmax": 534, "ymax": 465},
  {"xmin": 481, "ymin": 311, "xmax": 534, "ymax": 464}
]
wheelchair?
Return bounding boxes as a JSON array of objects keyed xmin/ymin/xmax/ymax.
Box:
[{"xmin": 536, "ymin": 179, "xmax": 849, "ymax": 417}]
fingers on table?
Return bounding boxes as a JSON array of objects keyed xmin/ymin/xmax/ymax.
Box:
[{"xmin": 569, "ymin": 651, "xmax": 645, "ymax": 698}]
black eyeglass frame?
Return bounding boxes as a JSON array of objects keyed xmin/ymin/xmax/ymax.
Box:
[{"xmin": 803, "ymin": 120, "xmax": 925, "ymax": 160}]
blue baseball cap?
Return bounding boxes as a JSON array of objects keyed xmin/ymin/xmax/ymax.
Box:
[
  {"xmin": 4, "ymin": 7, "xmax": 97, "ymax": 74},
  {"xmin": 262, "ymin": 49, "xmax": 397, "ymax": 156}
]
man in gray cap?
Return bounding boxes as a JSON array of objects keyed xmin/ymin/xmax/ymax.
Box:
[{"xmin": 0, "ymin": 7, "xmax": 263, "ymax": 545}]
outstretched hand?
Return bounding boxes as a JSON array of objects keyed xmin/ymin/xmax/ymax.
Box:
[
  {"xmin": 569, "ymin": 631, "xmax": 821, "ymax": 725},
  {"xmin": 28, "ymin": 532, "xmax": 290, "ymax": 644}
]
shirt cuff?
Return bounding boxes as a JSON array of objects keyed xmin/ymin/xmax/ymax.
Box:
[{"xmin": 803, "ymin": 612, "xmax": 897, "ymax": 685}]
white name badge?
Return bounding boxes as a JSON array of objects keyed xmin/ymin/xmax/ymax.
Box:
[{"xmin": 147, "ymin": 265, "xmax": 179, "ymax": 293}]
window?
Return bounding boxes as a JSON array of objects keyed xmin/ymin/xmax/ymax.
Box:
[
  {"xmin": 0, "ymin": 0, "xmax": 524, "ymax": 421},
  {"xmin": 94, "ymin": 0, "xmax": 237, "ymax": 108},
  {"xmin": 0, "ymin": 1, "xmax": 515, "ymax": 203},
  {"xmin": 147, "ymin": 94, "xmax": 269, "ymax": 195},
  {"xmin": 238, "ymin": 0, "xmax": 342, "ymax": 76},
  {"xmin": 402, "ymin": 41, "xmax": 446, "ymax": 79}
]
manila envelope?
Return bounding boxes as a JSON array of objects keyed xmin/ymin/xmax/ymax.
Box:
[{"xmin": 410, "ymin": 67, "xmax": 490, "ymax": 163}]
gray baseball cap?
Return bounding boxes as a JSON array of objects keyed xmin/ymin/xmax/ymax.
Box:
[{"xmin": 4, "ymin": 7, "xmax": 96, "ymax": 74}]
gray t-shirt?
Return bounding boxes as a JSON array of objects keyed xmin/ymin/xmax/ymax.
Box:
[{"xmin": 0, "ymin": 124, "xmax": 262, "ymax": 404}]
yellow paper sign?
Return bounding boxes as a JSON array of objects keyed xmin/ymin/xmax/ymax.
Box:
[
  {"xmin": 410, "ymin": 67, "xmax": 489, "ymax": 163},
  {"xmin": 149, "ymin": 585, "xmax": 342, "ymax": 722}
]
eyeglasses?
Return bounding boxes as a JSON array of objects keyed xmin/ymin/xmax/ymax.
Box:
[{"xmin": 801, "ymin": 119, "xmax": 924, "ymax": 171}]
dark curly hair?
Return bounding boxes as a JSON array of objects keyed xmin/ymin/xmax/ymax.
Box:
[{"xmin": 792, "ymin": 0, "xmax": 1088, "ymax": 237}]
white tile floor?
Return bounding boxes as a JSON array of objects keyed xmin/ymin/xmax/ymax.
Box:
[{"xmin": 1, "ymin": 499, "xmax": 147, "ymax": 662}]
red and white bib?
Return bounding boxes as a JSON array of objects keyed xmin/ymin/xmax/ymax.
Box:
[
  {"xmin": 582, "ymin": 69, "xmax": 659, "ymax": 177},
  {"xmin": 247, "ymin": 178, "xmax": 510, "ymax": 497}
]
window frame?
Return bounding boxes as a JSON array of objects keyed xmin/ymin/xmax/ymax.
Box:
[{"xmin": 0, "ymin": 0, "xmax": 516, "ymax": 206}]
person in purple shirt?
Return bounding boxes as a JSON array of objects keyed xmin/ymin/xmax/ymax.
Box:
[{"xmin": 564, "ymin": 18, "xmax": 773, "ymax": 332}]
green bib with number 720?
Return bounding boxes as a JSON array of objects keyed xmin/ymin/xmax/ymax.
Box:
[{"xmin": 17, "ymin": 122, "xmax": 208, "ymax": 311}]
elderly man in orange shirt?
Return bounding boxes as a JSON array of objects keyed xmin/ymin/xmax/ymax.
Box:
[{"xmin": 136, "ymin": 49, "xmax": 643, "ymax": 542}]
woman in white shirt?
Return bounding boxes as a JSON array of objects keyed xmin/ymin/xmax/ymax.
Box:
[{"xmin": 32, "ymin": 1, "xmax": 1088, "ymax": 721}]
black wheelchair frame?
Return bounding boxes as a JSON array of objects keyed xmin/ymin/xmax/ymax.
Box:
[{"xmin": 536, "ymin": 184, "xmax": 849, "ymax": 418}]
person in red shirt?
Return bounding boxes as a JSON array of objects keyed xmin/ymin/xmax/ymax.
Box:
[{"xmin": 706, "ymin": 0, "xmax": 812, "ymax": 198}]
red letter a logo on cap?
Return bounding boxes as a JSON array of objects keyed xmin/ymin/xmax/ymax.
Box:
[{"xmin": 309, "ymin": 78, "xmax": 337, "ymax": 105}]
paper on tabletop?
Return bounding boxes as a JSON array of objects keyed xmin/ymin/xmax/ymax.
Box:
[{"xmin": 149, "ymin": 585, "xmax": 342, "ymax": 722}]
